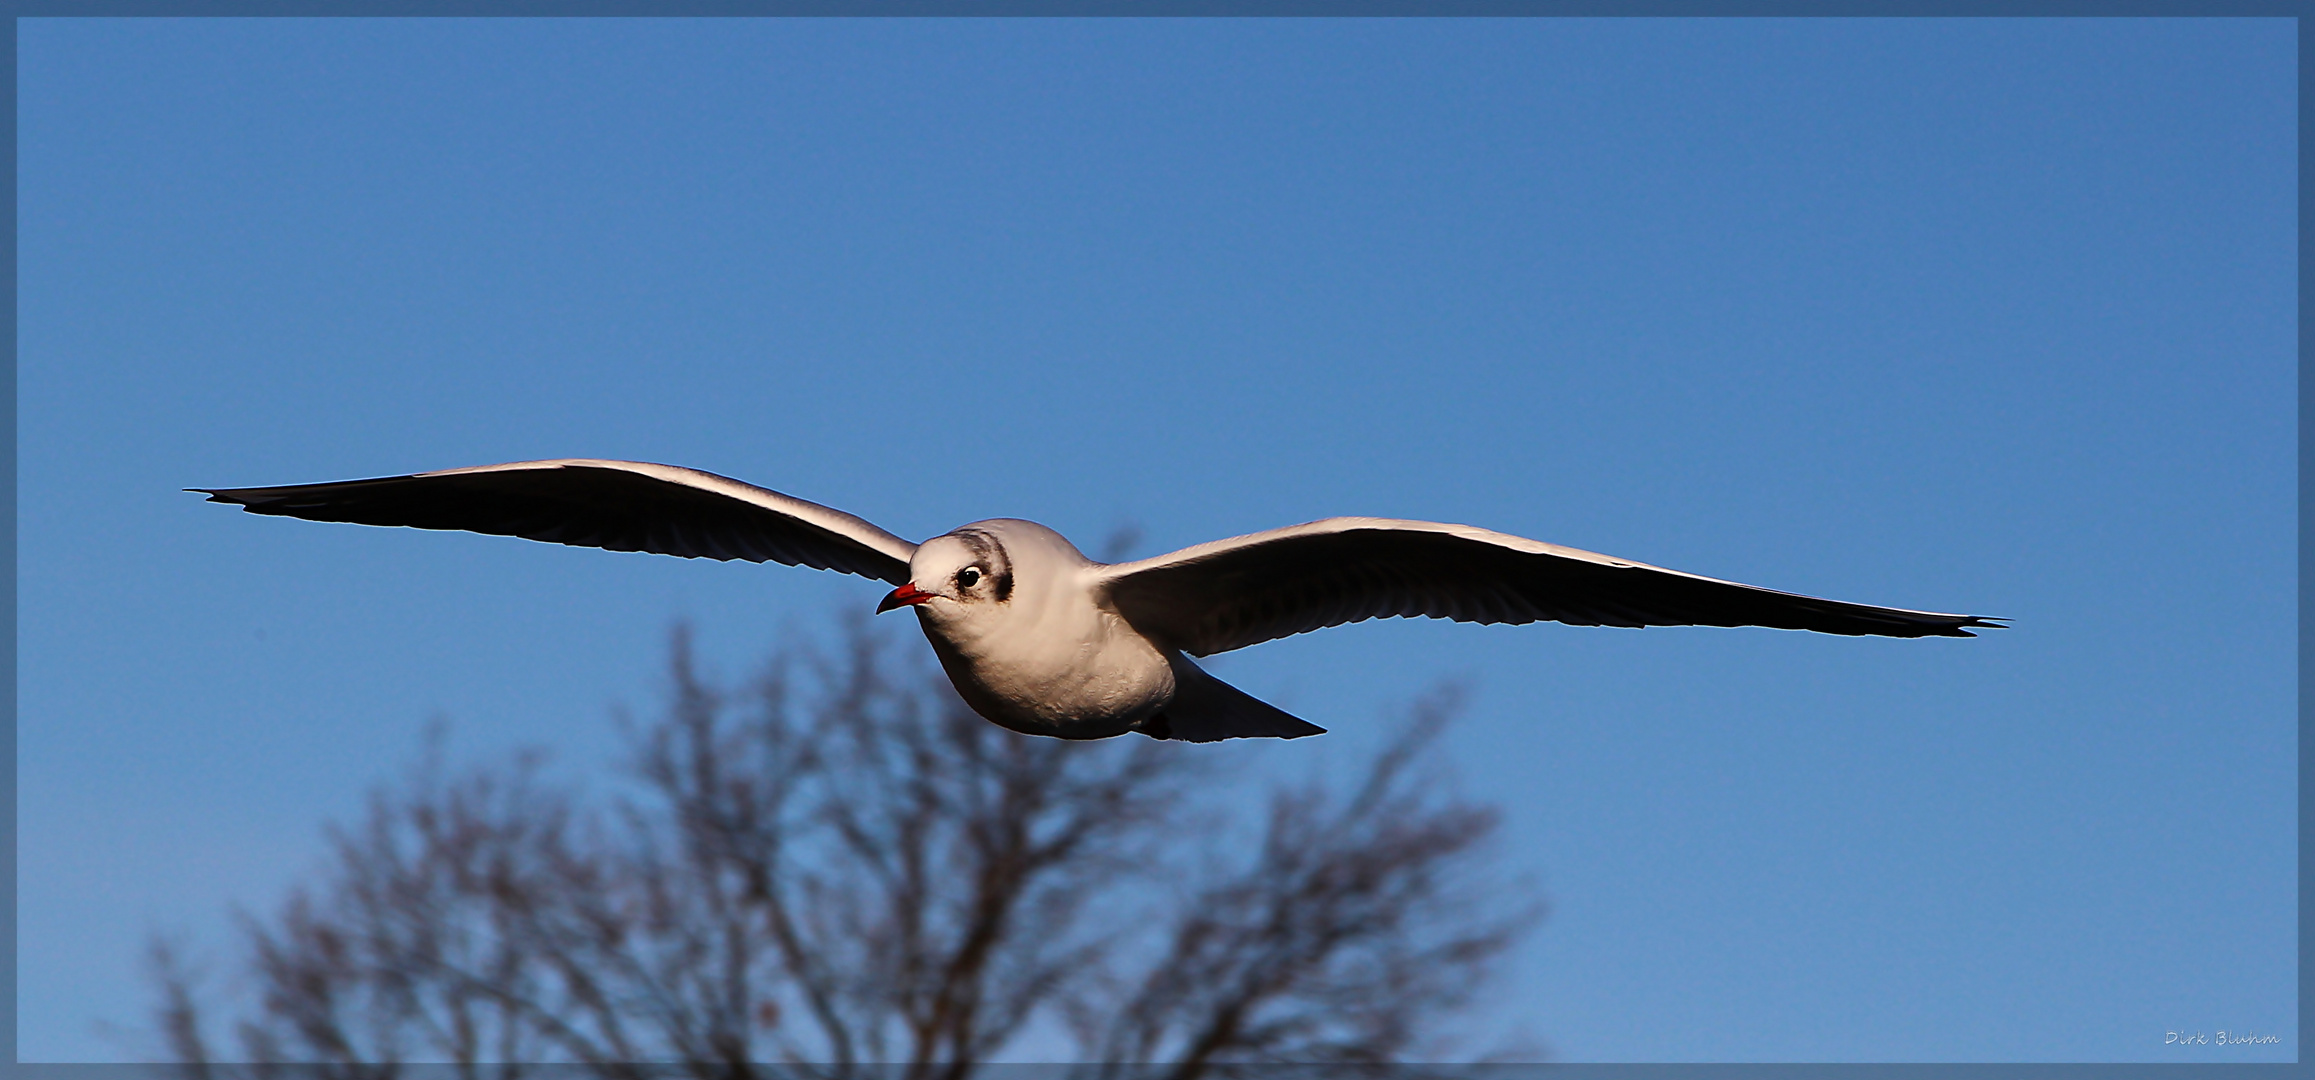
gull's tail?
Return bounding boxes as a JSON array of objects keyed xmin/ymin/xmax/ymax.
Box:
[{"xmin": 1136, "ymin": 655, "xmax": 1327, "ymax": 742}]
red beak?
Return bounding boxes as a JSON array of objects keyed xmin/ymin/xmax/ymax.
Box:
[{"xmin": 877, "ymin": 583, "xmax": 935, "ymax": 614}]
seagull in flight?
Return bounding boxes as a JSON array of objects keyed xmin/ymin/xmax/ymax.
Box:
[{"xmin": 195, "ymin": 459, "xmax": 2000, "ymax": 743}]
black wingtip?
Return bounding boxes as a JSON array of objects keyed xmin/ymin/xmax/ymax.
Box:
[{"xmin": 1944, "ymin": 616, "xmax": 2008, "ymax": 638}]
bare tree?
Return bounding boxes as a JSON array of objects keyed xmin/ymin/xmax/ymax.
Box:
[{"xmin": 152, "ymin": 617, "xmax": 1538, "ymax": 1078}]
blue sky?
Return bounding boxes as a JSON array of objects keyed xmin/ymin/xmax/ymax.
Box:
[{"xmin": 17, "ymin": 17, "xmax": 2295, "ymax": 1064}]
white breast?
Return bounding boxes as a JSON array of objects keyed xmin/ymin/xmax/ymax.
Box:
[{"xmin": 910, "ymin": 524, "xmax": 1180, "ymax": 739}]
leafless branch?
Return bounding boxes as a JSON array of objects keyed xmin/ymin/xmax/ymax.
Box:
[{"xmin": 151, "ymin": 621, "xmax": 1538, "ymax": 1077}]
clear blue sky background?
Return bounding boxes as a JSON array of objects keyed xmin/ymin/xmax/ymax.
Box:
[{"xmin": 18, "ymin": 18, "xmax": 2295, "ymax": 1064}]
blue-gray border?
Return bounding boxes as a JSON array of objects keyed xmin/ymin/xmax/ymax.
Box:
[{"xmin": 0, "ymin": 6, "xmax": 2300, "ymax": 1078}]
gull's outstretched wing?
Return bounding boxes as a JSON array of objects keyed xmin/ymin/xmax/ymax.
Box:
[
  {"xmin": 1093, "ymin": 517, "xmax": 2000, "ymax": 656},
  {"xmin": 193, "ymin": 459, "xmax": 917, "ymax": 585}
]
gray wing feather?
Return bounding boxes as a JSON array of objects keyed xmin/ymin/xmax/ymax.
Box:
[
  {"xmin": 192, "ymin": 459, "xmax": 918, "ymax": 586},
  {"xmin": 1094, "ymin": 517, "xmax": 2000, "ymax": 656}
]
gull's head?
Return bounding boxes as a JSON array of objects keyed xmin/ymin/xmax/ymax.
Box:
[
  {"xmin": 876, "ymin": 519, "xmax": 1088, "ymax": 621},
  {"xmin": 877, "ymin": 526, "xmax": 1018, "ymax": 617}
]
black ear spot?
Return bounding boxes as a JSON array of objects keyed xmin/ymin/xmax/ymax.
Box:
[{"xmin": 993, "ymin": 568, "xmax": 1014, "ymax": 603}]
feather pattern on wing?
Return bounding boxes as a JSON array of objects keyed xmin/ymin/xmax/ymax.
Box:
[
  {"xmin": 1093, "ymin": 517, "xmax": 2000, "ymax": 656},
  {"xmin": 191, "ymin": 459, "xmax": 918, "ymax": 585}
]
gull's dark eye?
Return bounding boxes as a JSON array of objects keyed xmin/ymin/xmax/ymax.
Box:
[{"xmin": 957, "ymin": 567, "xmax": 982, "ymax": 589}]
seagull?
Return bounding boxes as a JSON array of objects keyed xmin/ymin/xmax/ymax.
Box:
[{"xmin": 194, "ymin": 459, "xmax": 2000, "ymax": 743}]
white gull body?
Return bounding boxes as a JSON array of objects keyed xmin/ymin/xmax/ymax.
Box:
[
  {"xmin": 196, "ymin": 459, "xmax": 2000, "ymax": 742},
  {"xmin": 900, "ymin": 521, "xmax": 1179, "ymax": 739}
]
